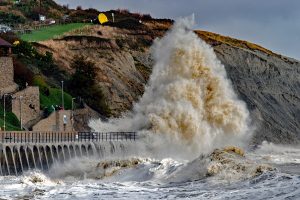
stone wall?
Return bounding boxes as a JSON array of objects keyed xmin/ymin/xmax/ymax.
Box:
[
  {"xmin": 0, "ymin": 57, "xmax": 18, "ymax": 96},
  {"xmin": 33, "ymin": 110, "xmax": 73, "ymax": 132},
  {"xmin": 12, "ymin": 87, "xmax": 40, "ymax": 126}
]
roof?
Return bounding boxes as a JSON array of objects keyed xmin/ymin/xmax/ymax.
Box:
[{"xmin": 0, "ymin": 38, "xmax": 12, "ymax": 47}]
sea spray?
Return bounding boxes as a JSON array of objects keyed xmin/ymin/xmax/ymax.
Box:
[{"xmin": 90, "ymin": 17, "xmax": 252, "ymax": 159}]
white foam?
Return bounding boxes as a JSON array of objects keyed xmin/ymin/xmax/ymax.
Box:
[{"xmin": 90, "ymin": 17, "xmax": 252, "ymax": 159}]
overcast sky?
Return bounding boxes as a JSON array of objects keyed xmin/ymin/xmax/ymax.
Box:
[{"xmin": 56, "ymin": 0, "xmax": 300, "ymax": 60}]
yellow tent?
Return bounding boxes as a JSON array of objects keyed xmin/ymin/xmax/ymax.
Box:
[{"xmin": 98, "ymin": 13, "xmax": 108, "ymax": 24}]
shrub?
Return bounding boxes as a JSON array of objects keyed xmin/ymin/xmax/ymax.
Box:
[
  {"xmin": 68, "ymin": 56, "xmax": 110, "ymax": 116},
  {"xmin": 13, "ymin": 59, "xmax": 34, "ymax": 89},
  {"xmin": 0, "ymin": 32, "xmax": 19, "ymax": 43},
  {"xmin": 33, "ymin": 75, "xmax": 48, "ymax": 92},
  {"xmin": 0, "ymin": 11, "xmax": 26, "ymax": 24},
  {"xmin": 14, "ymin": 41, "xmax": 62, "ymax": 78}
]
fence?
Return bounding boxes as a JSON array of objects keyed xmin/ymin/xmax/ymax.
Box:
[{"xmin": 0, "ymin": 131, "xmax": 136, "ymax": 144}]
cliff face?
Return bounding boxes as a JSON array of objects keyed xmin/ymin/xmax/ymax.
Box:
[
  {"xmin": 35, "ymin": 20, "xmax": 300, "ymax": 144},
  {"xmin": 35, "ymin": 21, "xmax": 168, "ymax": 114},
  {"xmin": 213, "ymin": 44, "xmax": 300, "ymax": 144}
]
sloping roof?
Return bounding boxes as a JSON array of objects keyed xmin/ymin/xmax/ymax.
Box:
[{"xmin": 0, "ymin": 38, "xmax": 12, "ymax": 47}]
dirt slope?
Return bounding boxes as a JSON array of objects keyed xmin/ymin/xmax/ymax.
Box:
[{"xmin": 35, "ymin": 20, "xmax": 300, "ymax": 144}]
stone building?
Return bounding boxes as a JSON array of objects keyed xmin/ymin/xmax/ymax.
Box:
[
  {"xmin": 0, "ymin": 38, "xmax": 18, "ymax": 96},
  {"xmin": 11, "ymin": 86, "xmax": 41, "ymax": 127},
  {"xmin": 33, "ymin": 110, "xmax": 73, "ymax": 132}
]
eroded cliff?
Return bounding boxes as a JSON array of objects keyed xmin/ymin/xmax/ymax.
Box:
[{"xmin": 35, "ymin": 19, "xmax": 300, "ymax": 144}]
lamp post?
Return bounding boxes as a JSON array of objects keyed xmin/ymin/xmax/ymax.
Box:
[
  {"xmin": 3, "ymin": 94, "xmax": 13, "ymax": 131},
  {"xmin": 61, "ymin": 80, "xmax": 64, "ymax": 109},
  {"xmin": 3, "ymin": 94, "xmax": 7, "ymax": 131},
  {"xmin": 19, "ymin": 96, "xmax": 23, "ymax": 130},
  {"xmin": 71, "ymin": 97, "xmax": 76, "ymax": 131}
]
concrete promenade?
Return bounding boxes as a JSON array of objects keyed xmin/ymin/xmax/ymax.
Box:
[{"xmin": 0, "ymin": 131, "xmax": 136, "ymax": 176}]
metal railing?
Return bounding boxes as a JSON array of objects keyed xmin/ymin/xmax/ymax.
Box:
[{"xmin": 0, "ymin": 131, "xmax": 137, "ymax": 144}]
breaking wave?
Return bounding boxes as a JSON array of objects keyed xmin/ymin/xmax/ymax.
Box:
[
  {"xmin": 90, "ymin": 16, "xmax": 252, "ymax": 158},
  {"xmin": 2, "ymin": 17, "xmax": 300, "ymax": 200}
]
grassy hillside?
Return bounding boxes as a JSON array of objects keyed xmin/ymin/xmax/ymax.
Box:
[
  {"xmin": 195, "ymin": 30, "xmax": 278, "ymax": 57},
  {"xmin": 20, "ymin": 23, "xmax": 88, "ymax": 41},
  {"xmin": 40, "ymin": 88, "xmax": 73, "ymax": 110},
  {"xmin": 0, "ymin": 106, "xmax": 21, "ymax": 131},
  {"xmin": 33, "ymin": 75, "xmax": 73, "ymax": 110}
]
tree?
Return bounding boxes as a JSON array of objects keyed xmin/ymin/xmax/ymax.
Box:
[
  {"xmin": 68, "ymin": 56, "xmax": 110, "ymax": 116},
  {"xmin": 69, "ymin": 55, "xmax": 96, "ymax": 87}
]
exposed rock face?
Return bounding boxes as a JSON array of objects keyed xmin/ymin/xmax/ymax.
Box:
[
  {"xmin": 73, "ymin": 105, "xmax": 102, "ymax": 131},
  {"xmin": 35, "ymin": 21, "xmax": 300, "ymax": 144},
  {"xmin": 213, "ymin": 44, "xmax": 300, "ymax": 144},
  {"xmin": 35, "ymin": 24, "xmax": 158, "ymax": 115}
]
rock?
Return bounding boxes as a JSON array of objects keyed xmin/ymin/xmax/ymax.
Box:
[
  {"xmin": 223, "ymin": 146, "xmax": 245, "ymax": 156},
  {"xmin": 35, "ymin": 21, "xmax": 300, "ymax": 144},
  {"xmin": 95, "ymin": 158, "xmax": 141, "ymax": 179},
  {"xmin": 207, "ymin": 147, "xmax": 275, "ymax": 178},
  {"xmin": 214, "ymin": 43, "xmax": 300, "ymax": 144}
]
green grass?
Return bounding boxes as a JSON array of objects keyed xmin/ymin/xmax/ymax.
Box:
[
  {"xmin": 0, "ymin": 105, "xmax": 21, "ymax": 131},
  {"xmin": 33, "ymin": 75, "xmax": 73, "ymax": 110},
  {"xmin": 20, "ymin": 23, "xmax": 89, "ymax": 42},
  {"xmin": 40, "ymin": 88, "xmax": 73, "ymax": 110}
]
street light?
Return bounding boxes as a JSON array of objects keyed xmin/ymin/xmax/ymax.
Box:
[
  {"xmin": 3, "ymin": 94, "xmax": 8, "ymax": 131},
  {"xmin": 61, "ymin": 80, "xmax": 64, "ymax": 109},
  {"xmin": 71, "ymin": 97, "xmax": 76, "ymax": 131},
  {"xmin": 19, "ymin": 96, "xmax": 23, "ymax": 130},
  {"xmin": 2, "ymin": 94, "xmax": 13, "ymax": 131}
]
